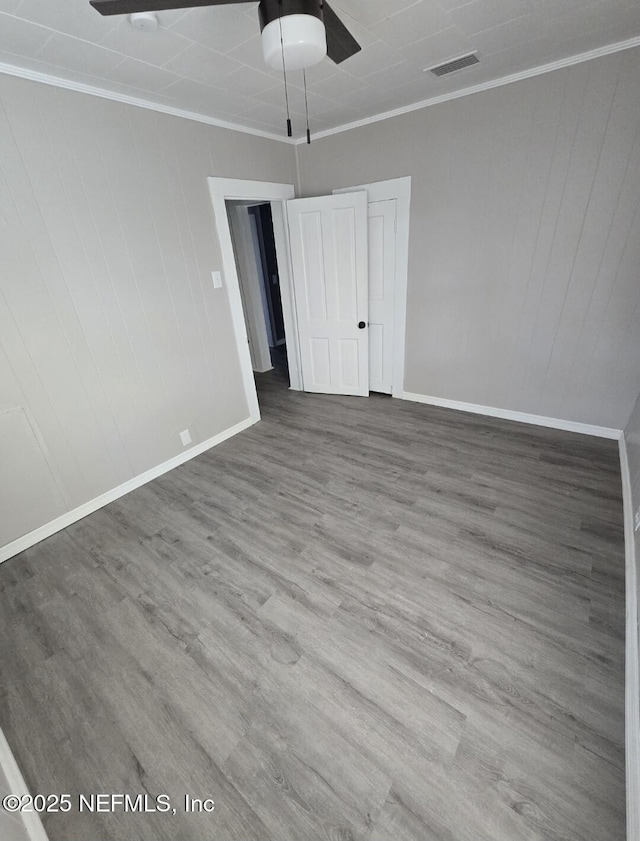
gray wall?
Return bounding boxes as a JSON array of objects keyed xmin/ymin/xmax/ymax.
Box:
[
  {"xmin": 0, "ymin": 74, "xmax": 295, "ymax": 550},
  {"xmin": 3, "ymin": 47, "xmax": 640, "ymax": 554},
  {"xmin": 297, "ymin": 48, "xmax": 640, "ymax": 430}
]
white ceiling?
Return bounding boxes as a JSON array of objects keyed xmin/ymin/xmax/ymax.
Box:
[{"xmin": 0, "ymin": 0, "xmax": 639, "ymax": 140}]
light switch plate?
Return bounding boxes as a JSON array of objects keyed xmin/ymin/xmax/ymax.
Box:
[{"xmin": 211, "ymin": 271, "xmax": 222, "ymax": 289}]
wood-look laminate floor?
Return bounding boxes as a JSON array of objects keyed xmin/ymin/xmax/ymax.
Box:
[{"xmin": 0, "ymin": 370, "xmax": 626, "ymax": 841}]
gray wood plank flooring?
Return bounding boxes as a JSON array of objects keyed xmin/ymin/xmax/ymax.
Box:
[{"xmin": 0, "ymin": 370, "xmax": 626, "ymax": 841}]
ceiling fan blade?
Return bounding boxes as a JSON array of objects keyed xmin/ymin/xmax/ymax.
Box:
[
  {"xmin": 322, "ymin": 2, "xmax": 361, "ymax": 64},
  {"xmin": 90, "ymin": 0, "xmax": 254, "ymax": 16}
]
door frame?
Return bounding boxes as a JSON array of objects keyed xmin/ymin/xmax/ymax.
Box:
[
  {"xmin": 333, "ymin": 177, "xmax": 411, "ymax": 398},
  {"xmin": 208, "ymin": 178, "xmax": 301, "ymax": 424}
]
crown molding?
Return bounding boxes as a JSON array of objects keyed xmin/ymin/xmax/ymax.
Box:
[
  {"xmin": 296, "ymin": 35, "xmax": 640, "ymax": 144},
  {"xmin": 1, "ymin": 34, "xmax": 639, "ymax": 147},
  {"xmin": 0, "ymin": 59, "xmax": 297, "ymax": 144}
]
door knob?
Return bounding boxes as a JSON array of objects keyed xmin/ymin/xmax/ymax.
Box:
[{"xmin": 358, "ymin": 321, "xmax": 366, "ymax": 329}]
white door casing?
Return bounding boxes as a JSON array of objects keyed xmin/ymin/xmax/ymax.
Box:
[
  {"xmin": 286, "ymin": 191, "xmax": 369, "ymax": 396},
  {"xmin": 367, "ymin": 199, "xmax": 397, "ymax": 394}
]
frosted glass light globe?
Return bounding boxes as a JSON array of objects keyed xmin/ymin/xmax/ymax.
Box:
[{"xmin": 262, "ymin": 14, "xmax": 327, "ymax": 71}]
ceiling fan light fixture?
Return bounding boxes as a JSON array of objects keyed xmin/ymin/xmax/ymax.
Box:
[{"xmin": 261, "ymin": 13, "xmax": 326, "ymax": 71}]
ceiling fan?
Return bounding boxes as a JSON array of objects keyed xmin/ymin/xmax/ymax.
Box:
[
  {"xmin": 89, "ymin": 0, "xmax": 361, "ymax": 70},
  {"xmin": 90, "ymin": 0, "xmax": 361, "ymax": 140}
]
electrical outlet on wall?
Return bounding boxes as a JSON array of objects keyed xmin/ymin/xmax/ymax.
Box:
[{"xmin": 179, "ymin": 429, "xmax": 192, "ymax": 447}]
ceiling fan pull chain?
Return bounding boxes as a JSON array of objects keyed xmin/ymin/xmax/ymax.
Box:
[
  {"xmin": 303, "ymin": 68, "xmax": 311, "ymax": 144},
  {"xmin": 278, "ymin": 3, "xmax": 292, "ymax": 137}
]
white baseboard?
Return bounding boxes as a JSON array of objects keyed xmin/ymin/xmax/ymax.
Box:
[
  {"xmin": 0, "ymin": 416, "xmax": 256, "ymax": 565},
  {"xmin": 620, "ymin": 436, "xmax": 640, "ymax": 841},
  {"xmin": 401, "ymin": 391, "xmax": 622, "ymax": 439},
  {"xmin": 0, "ymin": 728, "xmax": 48, "ymax": 841}
]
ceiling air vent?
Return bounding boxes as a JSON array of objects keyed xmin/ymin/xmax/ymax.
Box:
[{"xmin": 427, "ymin": 52, "xmax": 479, "ymax": 77}]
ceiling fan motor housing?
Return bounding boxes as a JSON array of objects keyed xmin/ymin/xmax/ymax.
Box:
[
  {"xmin": 259, "ymin": 0, "xmax": 327, "ymax": 71},
  {"xmin": 258, "ymin": 0, "xmax": 323, "ymax": 27}
]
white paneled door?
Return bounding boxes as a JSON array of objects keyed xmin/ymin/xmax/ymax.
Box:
[
  {"xmin": 287, "ymin": 192, "xmax": 369, "ymax": 396},
  {"xmin": 367, "ymin": 199, "xmax": 397, "ymax": 394}
]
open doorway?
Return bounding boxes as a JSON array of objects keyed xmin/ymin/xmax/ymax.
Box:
[
  {"xmin": 208, "ymin": 178, "xmax": 298, "ymax": 425},
  {"xmin": 226, "ymin": 200, "xmax": 289, "ymax": 383},
  {"xmin": 208, "ymin": 176, "xmax": 411, "ymax": 422}
]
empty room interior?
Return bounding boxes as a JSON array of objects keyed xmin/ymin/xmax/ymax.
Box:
[{"xmin": 1, "ymin": 1, "xmax": 640, "ymax": 840}]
